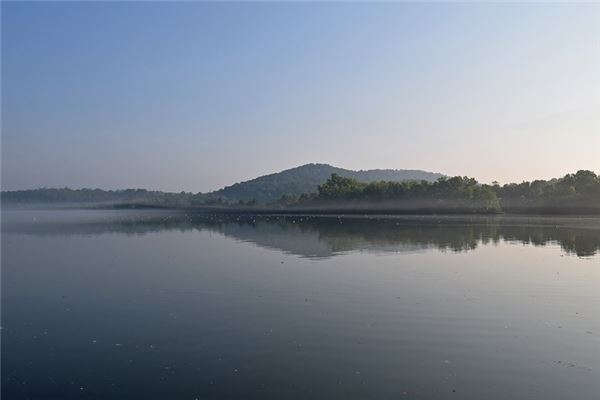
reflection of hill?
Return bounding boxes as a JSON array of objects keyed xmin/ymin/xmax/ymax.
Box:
[{"xmin": 3, "ymin": 211, "xmax": 600, "ymax": 258}]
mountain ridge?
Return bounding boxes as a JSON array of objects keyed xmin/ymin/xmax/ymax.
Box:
[{"xmin": 210, "ymin": 163, "xmax": 445, "ymax": 203}]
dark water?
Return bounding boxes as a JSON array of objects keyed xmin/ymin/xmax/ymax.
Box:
[{"xmin": 2, "ymin": 210, "xmax": 599, "ymax": 400}]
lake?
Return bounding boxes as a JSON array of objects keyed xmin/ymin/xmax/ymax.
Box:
[{"xmin": 2, "ymin": 210, "xmax": 599, "ymax": 399}]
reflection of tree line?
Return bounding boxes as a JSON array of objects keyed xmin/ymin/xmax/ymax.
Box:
[
  {"xmin": 187, "ymin": 214, "xmax": 600, "ymax": 257},
  {"xmin": 228, "ymin": 216, "xmax": 599, "ymax": 257},
  {"xmin": 7, "ymin": 213, "xmax": 599, "ymax": 257}
]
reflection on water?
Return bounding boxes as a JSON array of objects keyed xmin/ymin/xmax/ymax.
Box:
[
  {"xmin": 4, "ymin": 210, "xmax": 600, "ymax": 257},
  {"xmin": 2, "ymin": 210, "xmax": 599, "ymax": 400}
]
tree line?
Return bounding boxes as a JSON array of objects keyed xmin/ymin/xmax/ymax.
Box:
[
  {"xmin": 3, "ymin": 170, "xmax": 599, "ymax": 214},
  {"xmin": 276, "ymin": 170, "xmax": 600, "ymax": 213}
]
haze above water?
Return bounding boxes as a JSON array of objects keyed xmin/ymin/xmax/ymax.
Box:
[{"xmin": 2, "ymin": 210, "xmax": 599, "ymax": 399}]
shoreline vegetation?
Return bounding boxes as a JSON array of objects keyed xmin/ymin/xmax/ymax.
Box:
[{"xmin": 2, "ymin": 170, "xmax": 600, "ymax": 215}]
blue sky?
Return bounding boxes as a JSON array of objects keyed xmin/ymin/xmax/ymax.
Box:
[{"xmin": 2, "ymin": 2, "xmax": 599, "ymax": 192}]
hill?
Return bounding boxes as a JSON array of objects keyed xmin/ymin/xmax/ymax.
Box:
[
  {"xmin": 211, "ymin": 163, "xmax": 445, "ymax": 203},
  {"xmin": 0, "ymin": 164, "xmax": 444, "ymax": 207}
]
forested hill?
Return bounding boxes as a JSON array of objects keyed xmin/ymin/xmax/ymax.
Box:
[
  {"xmin": 211, "ymin": 163, "xmax": 444, "ymax": 203},
  {"xmin": 0, "ymin": 164, "xmax": 444, "ymax": 207}
]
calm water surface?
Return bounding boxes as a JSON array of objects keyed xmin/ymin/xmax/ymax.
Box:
[{"xmin": 2, "ymin": 210, "xmax": 599, "ymax": 399}]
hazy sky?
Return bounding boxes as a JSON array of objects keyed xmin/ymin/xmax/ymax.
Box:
[{"xmin": 2, "ymin": 2, "xmax": 599, "ymax": 192}]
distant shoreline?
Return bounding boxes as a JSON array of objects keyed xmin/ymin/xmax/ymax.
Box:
[
  {"xmin": 4, "ymin": 203, "xmax": 600, "ymax": 216},
  {"xmin": 3, "ymin": 169, "xmax": 599, "ymax": 215},
  {"xmin": 108, "ymin": 203, "xmax": 600, "ymax": 216}
]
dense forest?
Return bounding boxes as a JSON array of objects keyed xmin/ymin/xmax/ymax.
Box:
[
  {"xmin": 2, "ymin": 170, "xmax": 599, "ymax": 214},
  {"xmin": 276, "ymin": 170, "xmax": 600, "ymax": 213}
]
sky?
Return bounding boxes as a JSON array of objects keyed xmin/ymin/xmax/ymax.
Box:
[{"xmin": 2, "ymin": 2, "xmax": 599, "ymax": 192}]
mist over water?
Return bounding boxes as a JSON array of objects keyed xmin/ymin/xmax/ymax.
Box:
[
  {"xmin": 2, "ymin": 210, "xmax": 599, "ymax": 399},
  {"xmin": 4, "ymin": 210, "xmax": 600, "ymax": 257}
]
